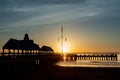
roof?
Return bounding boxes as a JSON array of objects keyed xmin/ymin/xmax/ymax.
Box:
[
  {"xmin": 2, "ymin": 38, "xmax": 40, "ymax": 50},
  {"xmin": 2, "ymin": 33, "xmax": 54, "ymax": 51},
  {"xmin": 40, "ymin": 46, "xmax": 54, "ymax": 51}
]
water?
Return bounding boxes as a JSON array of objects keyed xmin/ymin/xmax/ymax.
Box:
[{"xmin": 56, "ymin": 58, "xmax": 120, "ymax": 68}]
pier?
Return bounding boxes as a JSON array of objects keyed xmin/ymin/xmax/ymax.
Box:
[
  {"xmin": 0, "ymin": 52, "xmax": 61, "ymax": 69},
  {"xmin": 0, "ymin": 33, "xmax": 61, "ymax": 66},
  {"xmin": 0, "ymin": 33, "xmax": 119, "ymax": 67},
  {"xmin": 66, "ymin": 52, "xmax": 118, "ymax": 61}
]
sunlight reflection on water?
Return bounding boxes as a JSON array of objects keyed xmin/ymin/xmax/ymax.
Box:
[
  {"xmin": 55, "ymin": 56, "xmax": 120, "ymax": 67},
  {"xmin": 56, "ymin": 60, "xmax": 120, "ymax": 68},
  {"xmin": 55, "ymin": 53, "xmax": 120, "ymax": 68}
]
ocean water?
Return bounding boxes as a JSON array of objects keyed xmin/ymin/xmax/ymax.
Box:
[
  {"xmin": 55, "ymin": 54, "xmax": 120, "ymax": 68},
  {"xmin": 56, "ymin": 59, "xmax": 120, "ymax": 68},
  {"xmin": 55, "ymin": 53, "xmax": 120, "ymax": 68}
]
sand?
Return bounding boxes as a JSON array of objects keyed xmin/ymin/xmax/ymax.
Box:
[
  {"xmin": 0, "ymin": 63, "xmax": 120, "ymax": 80},
  {"xmin": 0, "ymin": 55, "xmax": 120, "ymax": 80}
]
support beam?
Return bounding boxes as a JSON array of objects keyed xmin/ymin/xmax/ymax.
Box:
[{"xmin": 2, "ymin": 49, "xmax": 4, "ymax": 56}]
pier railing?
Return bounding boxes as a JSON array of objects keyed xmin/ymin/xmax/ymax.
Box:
[
  {"xmin": 0, "ymin": 52, "xmax": 62, "ymax": 66},
  {"xmin": 0, "ymin": 51, "xmax": 56, "ymax": 56},
  {"xmin": 66, "ymin": 52, "xmax": 118, "ymax": 61}
]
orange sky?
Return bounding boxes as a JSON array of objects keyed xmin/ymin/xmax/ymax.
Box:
[
  {"xmin": 0, "ymin": 25, "xmax": 120, "ymax": 53},
  {"xmin": 0, "ymin": 0, "xmax": 120, "ymax": 53}
]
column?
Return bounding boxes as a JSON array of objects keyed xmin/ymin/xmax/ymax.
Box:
[{"xmin": 2, "ymin": 49, "xmax": 4, "ymax": 56}]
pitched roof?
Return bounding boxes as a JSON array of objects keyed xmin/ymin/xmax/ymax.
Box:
[
  {"xmin": 40, "ymin": 46, "xmax": 54, "ymax": 51},
  {"xmin": 2, "ymin": 38, "xmax": 40, "ymax": 50},
  {"xmin": 2, "ymin": 33, "xmax": 54, "ymax": 51}
]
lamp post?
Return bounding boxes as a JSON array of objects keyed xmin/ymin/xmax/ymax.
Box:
[{"xmin": 58, "ymin": 25, "xmax": 67, "ymax": 56}]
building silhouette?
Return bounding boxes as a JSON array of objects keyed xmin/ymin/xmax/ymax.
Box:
[
  {"xmin": 41, "ymin": 46, "xmax": 54, "ymax": 52},
  {"xmin": 2, "ymin": 33, "xmax": 54, "ymax": 55}
]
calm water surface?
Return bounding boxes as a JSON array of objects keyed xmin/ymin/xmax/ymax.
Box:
[{"xmin": 56, "ymin": 56, "xmax": 120, "ymax": 68}]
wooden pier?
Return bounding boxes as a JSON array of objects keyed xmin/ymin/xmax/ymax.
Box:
[
  {"xmin": 0, "ymin": 33, "xmax": 60, "ymax": 66},
  {"xmin": 66, "ymin": 53, "xmax": 118, "ymax": 61},
  {"xmin": 0, "ymin": 52, "xmax": 62, "ymax": 67}
]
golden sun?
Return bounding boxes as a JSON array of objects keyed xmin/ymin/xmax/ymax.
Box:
[{"xmin": 63, "ymin": 44, "xmax": 69, "ymax": 53}]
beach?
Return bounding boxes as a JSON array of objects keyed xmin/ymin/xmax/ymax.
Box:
[
  {"xmin": 1, "ymin": 61, "xmax": 120, "ymax": 80},
  {"xmin": 20, "ymin": 66, "xmax": 120, "ymax": 80}
]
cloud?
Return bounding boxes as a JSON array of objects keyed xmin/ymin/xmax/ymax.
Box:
[
  {"xmin": 0, "ymin": 0, "xmax": 120, "ymax": 29},
  {"xmin": 0, "ymin": 0, "xmax": 120, "ymax": 52},
  {"xmin": 0, "ymin": 0, "xmax": 86, "ymax": 8}
]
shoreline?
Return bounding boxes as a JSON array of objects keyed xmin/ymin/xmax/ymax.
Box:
[
  {"xmin": 18, "ymin": 65, "xmax": 120, "ymax": 80},
  {"xmin": 1, "ymin": 62, "xmax": 120, "ymax": 80},
  {"xmin": 0, "ymin": 53, "xmax": 120, "ymax": 80}
]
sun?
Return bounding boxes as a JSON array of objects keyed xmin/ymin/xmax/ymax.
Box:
[
  {"xmin": 58, "ymin": 43, "xmax": 70, "ymax": 54},
  {"xmin": 63, "ymin": 45, "xmax": 69, "ymax": 53}
]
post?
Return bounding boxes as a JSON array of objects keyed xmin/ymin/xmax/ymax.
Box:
[
  {"xmin": 61, "ymin": 25, "xmax": 63, "ymax": 56},
  {"xmin": 2, "ymin": 49, "xmax": 4, "ymax": 56}
]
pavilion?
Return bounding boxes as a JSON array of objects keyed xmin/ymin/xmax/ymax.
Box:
[{"xmin": 2, "ymin": 33, "xmax": 54, "ymax": 56}]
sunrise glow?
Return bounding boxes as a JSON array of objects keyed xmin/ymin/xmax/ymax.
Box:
[
  {"xmin": 58, "ymin": 43, "xmax": 70, "ymax": 54},
  {"xmin": 0, "ymin": 0, "xmax": 120, "ymax": 53},
  {"xmin": 63, "ymin": 44, "xmax": 69, "ymax": 53}
]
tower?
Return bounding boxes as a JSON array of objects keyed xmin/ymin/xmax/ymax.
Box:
[{"xmin": 24, "ymin": 33, "xmax": 29, "ymax": 41}]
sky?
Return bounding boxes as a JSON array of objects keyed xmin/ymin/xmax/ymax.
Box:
[{"xmin": 0, "ymin": 0, "xmax": 120, "ymax": 53}]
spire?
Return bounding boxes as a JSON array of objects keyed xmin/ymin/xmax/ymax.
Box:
[{"xmin": 24, "ymin": 33, "xmax": 29, "ymax": 41}]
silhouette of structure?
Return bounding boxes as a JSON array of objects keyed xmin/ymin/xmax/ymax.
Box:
[
  {"xmin": 66, "ymin": 53, "xmax": 118, "ymax": 61},
  {"xmin": 0, "ymin": 33, "xmax": 60, "ymax": 68},
  {"xmin": 41, "ymin": 46, "xmax": 54, "ymax": 52},
  {"xmin": 58, "ymin": 25, "xmax": 67, "ymax": 55},
  {"xmin": 2, "ymin": 33, "xmax": 54, "ymax": 56}
]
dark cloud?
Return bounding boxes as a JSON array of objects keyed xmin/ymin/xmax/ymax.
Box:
[
  {"xmin": 24, "ymin": 0, "xmax": 86, "ymax": 5},
  {"xmin": 0, "ymin": 0, "xmax": 86, "ymax": 26},
  {"xmin": 0, "ymin": 10, "xmax": 38, "ymax": 26},
  {"xmin": 0, "ymin": 0, "xmax": 120, "ymax": 28},
  {"xmin": 0, "ymin": 0, "xmax": 86, "ymax": 8}
]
